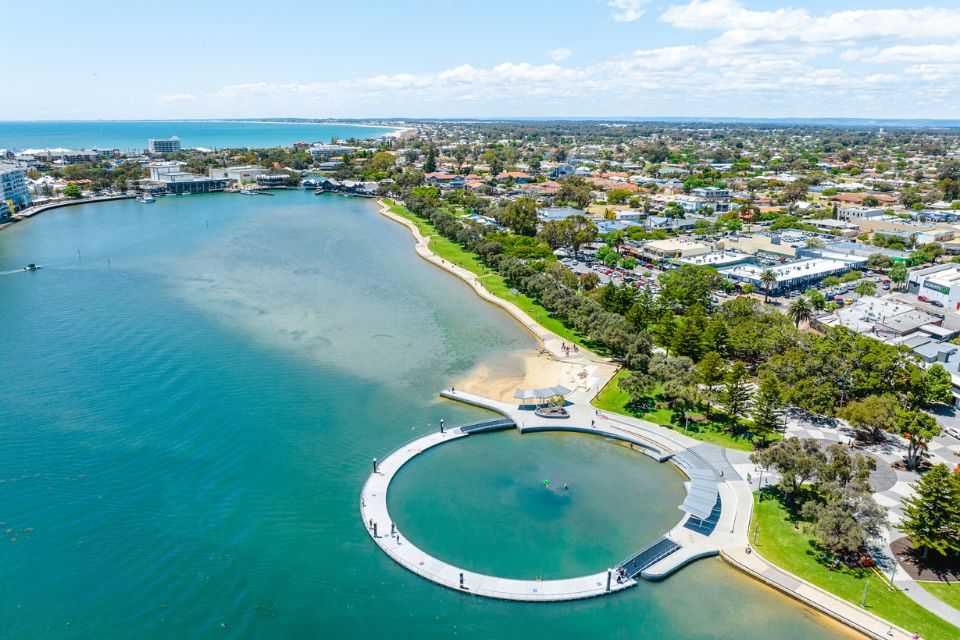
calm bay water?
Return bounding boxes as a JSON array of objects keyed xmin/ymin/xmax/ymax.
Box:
[
  {"xmin": 0, "ymin": 120, "xmax": 396, "ymax": 151},
  {"xmin": 0, "ymin": 191, "xmax": 843, "ymax": 638}
]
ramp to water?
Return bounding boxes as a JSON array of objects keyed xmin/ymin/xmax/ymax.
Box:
[{"xmin": 618, "ymin": 536, "xmax": 681, "ymax": 579}]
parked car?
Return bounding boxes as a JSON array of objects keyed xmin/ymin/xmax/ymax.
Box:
[
  {"xmin": 918, "ymin": 295, "xmax": 930, "ymax": 302},
  {"xmin": 930, "ymin": 300, "xmax": 945, "ymax": 307},
  {"xmin": 834, "ymin": 297, "xmax": 844, "ymax": 304},
  {"xmin": 944, "ymin": 426, "xmax": 960, "ymax": 440}
]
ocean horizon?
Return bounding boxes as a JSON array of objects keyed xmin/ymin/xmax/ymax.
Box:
[{"xmin": 0, "ymin": 120, "xmax": 398, "ymax": 151}]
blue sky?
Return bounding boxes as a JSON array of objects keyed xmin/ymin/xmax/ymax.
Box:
[{"xmin": 6, "ymin": 0, "xmax": 960, "ymax": 120}]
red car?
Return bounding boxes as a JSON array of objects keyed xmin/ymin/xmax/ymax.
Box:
[{"xmin": 918, "ymin": 295, "xmax": 930, "ymax": 302}]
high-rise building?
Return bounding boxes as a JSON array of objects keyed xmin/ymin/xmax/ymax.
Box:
[
  {"xmin": 0, "ymin": 163, "xmax": 31, "ymax": 215},
  {"xmin": 148, "ymin": 137, "xmax": 181, "ymax": 154}
]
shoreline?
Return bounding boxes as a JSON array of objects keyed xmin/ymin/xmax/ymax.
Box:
[
  {"xmin": 374, "ymin": 198, "xmax": 617, "ymax": 399},
  {"xmin": 2, "ymin": 194, "xmax": 135, "ymax": 232},
  {"xmin": 374, "ymin": 196, "xmax": 923, "ymax": 640}
]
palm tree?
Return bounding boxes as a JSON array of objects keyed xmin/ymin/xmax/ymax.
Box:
[
  {"xmin": 760, "ymin": 269, "xmax": 777, "ymax": 302},
  {"xmin": 788, "ymin": 296, "xmax": 814, "ymax": 328}
]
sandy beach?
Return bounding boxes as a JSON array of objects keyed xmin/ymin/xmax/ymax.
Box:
[{"xmin": 453, "ymin": 348, "xmax": 602, "ymax": 403}]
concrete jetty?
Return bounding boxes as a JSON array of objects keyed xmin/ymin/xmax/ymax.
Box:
[{"xmin": 360, "ymin": 387, "xmax": 753, "ymax": 601}]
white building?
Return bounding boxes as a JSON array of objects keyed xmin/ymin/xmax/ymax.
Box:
[
  {"xmin": 838, "ymin": 206, "xmax": 885, "ymax": 221},
  {"xmin": 908, "ymin": 264, "xmax": 960, "ymax": 310},
  {"xmin": 148, "ymin": 137, "xmax": 181, "ymax": 154},
  {"xmin": 720, "ymin": 257, "xmax": 864, "ymax": 293},
  {"xmin": 309, "ymin": 144, "xmax": 360, "ymax": 159},
  {"xmin": 0, "ymin": 163, "xmax": 31, "ymax": 214},
  {"xmin": 208, "ymin": 165, "xmax": 263, "ymax": 185},
  {"xmin": 816, "ymin": 296, "xmax": 940, "ymax": 339}
]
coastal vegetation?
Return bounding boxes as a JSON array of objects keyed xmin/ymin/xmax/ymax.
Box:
[{"xmin": 752, "ymin": 489, "xmax": 960, "ymax": 640}]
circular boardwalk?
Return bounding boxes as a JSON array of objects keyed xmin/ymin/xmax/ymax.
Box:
[{"xmin": 359, "ymin": 428, "xmax": 636, "ymax": 601}]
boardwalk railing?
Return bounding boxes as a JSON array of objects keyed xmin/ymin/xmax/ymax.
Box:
[{"xmin": 459, "ymin": 418, "xmax": 516, "ymax": 433}]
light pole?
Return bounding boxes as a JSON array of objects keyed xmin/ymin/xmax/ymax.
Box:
[{"xmin": 861, "ymin": 575, "xmax": 870, "ymax": 608}]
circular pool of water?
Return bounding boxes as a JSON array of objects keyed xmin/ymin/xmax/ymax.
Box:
[{"xmin": 387, "ymin": 429, "xmax": 686, "ymax": 579}]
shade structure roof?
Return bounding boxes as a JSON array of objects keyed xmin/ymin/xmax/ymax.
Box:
[
  {"xmin": 679, "ymin": 468, "xmax": 720, "ymax": 521},
  {"xmin": 513, "ymin": 385, "xmax": 572, "ymax": 401}
]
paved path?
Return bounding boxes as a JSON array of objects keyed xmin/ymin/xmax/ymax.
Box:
[{"xmin": 723, "ymin": 547, "xmax": 918, "ymax": 640}]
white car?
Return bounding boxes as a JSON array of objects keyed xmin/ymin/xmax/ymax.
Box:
[{"xmin": 944, "ymin": 426, "xmax": 960, "ymax": 440}]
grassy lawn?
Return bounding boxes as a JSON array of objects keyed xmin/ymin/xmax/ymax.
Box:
[
  {"xmin": 752, "ymin": 491, "xmax": 960, "ymax": 640},
  {"xmin": 382, "ymin": 199, "xmax": 597, "ymax": 350},
  {"xmin": 591, "ymin": 369, "xmax": 758, "ymax": 451},
  {"xmin": 920, "ymin": 582, "xmax": 960, "ymax": 611}
]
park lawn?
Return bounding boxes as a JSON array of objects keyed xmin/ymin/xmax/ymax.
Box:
[
  {"xmin": 382, "ymin": 199, "xmax": 595, "ymax": 349},
  {"xmin": 591, "ymin": 369, "xmax": 757, "ymax": 452},
  {"xmin": 751, "ymin": 493, "xmax": 960, "ymax": 640},
  {"xmin": 920, "ymin": 582, "xmax": 960, "ymax": 611}
]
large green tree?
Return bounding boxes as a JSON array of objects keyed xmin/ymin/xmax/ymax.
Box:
[
  {"xmin": 751, "ymin": 437, "xmax": 825, "ymax": 507},
  {"xmin": 752, "ymin": 372, "xmax": 787, "ymax": 443},
  {"xmin": 658, "ymin": 264, "xmax": 726, "ymax": 310},
  {"xmin": 839, "ymin": 394, "xmax": 898, "ymax": 442},
  {"xmin": 497, "ymin": 197, "xmax": 539, "ymax": 237},
  {"xmin": 898, "ymin": 464, "xmax": 960, "ymax": 560},
  {"xmin": 893, "ymin": 409, "xmax": 941, "ymax": 470},
  {"xmin": 723, "ymin": 361, "xmax": 752, "ymax": 422}
]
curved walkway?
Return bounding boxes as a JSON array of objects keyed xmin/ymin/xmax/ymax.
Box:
[
  {"xmin": 362, "ymin": 386, "xmax": 754, "ymax": 599},
  {"xmin": 359, "ymin": 427, "xmax": 636, "ymax": 601}
]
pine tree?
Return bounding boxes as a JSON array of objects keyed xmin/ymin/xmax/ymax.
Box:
[
  {"xmin": 752, "ymin": 372, "xmax": 786, "ymax": 443},
  {"xmin": 898, "ymin": 464, "xmax": 960, "ymax": 560},
  {"xmin": 723, "ymin": 361, "xmax": 752, "ymax": 422}
]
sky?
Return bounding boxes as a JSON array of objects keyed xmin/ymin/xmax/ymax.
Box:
[{"xmin": 6, "ymin": 0, "xmax": 960, "ymax": 120}]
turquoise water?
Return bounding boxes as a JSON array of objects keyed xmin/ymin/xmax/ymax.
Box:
[
  {"xmin": 0, "ymin": 192, "xmax": 843, "ymax": 638},
  {"xmin": 0, "ymin": 120, "xmax": 396, "ymax": 151}
]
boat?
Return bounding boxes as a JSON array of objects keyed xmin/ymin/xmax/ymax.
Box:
[
  {"xmin": 23, "ymin": 263, "xmax": 41, "ymax": 271},
  {"xmin": 239, "ymin": 188, "xmax": 257, "ymax": 195},
  {"xmin": 137, "ymin": 194, "xmax": 155, "ymax": 203}
]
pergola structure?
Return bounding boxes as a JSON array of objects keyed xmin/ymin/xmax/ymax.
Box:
[{"xmin": 513, "ymin": 385, "xmax": 572, "ymax": 407}]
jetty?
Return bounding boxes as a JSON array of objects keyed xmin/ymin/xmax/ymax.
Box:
[{"xmin": 359, "ymin": 386, "xmax": 752, "ymax": 601}]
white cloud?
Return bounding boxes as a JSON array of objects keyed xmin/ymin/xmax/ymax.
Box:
[
  {"xmin": 150, "ymin": 2, "xmax": 960, "ymax": 119},
  {"xmin": 160, "ymin": 93, "xmax": 196, "ymax": 104},
  {"xmin": 662, "ymin": 0, "xmax": 960, "ymax": 45},
  {"xmin": 843, "ymin": 42, "xmax": 960, "ymax": 64},
  {"xmin": 609, "ymin": 0, "xmax": 651, "ymax": 23}
]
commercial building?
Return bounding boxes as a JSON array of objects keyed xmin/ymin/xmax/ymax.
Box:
[
  {"xmin": 255, "ymin": 174, "xmax": 287, "ymax": 187},
  {"xmin": 0, "ymin": 163, "xmax": 30, "ymax": 218},
  {"xmin": 641, "ymin": 238, "xmax": 711, "ymax": 259},
  {"xmin": 309, "ymin": 144, "xmax": 360, "ymax": 159},
  {"xmin": 908, "ymin": 264, "xmax": 960, "ymax": 310},
  {"xmin": 838, "ymin": 206, "xmax": 885, "ymax": 221},
  {"xmin": 0, "ymin": 163, "xmax": 31, "ymax": 214},
  {"xmin": 141, "ymin": 162, "xmax": 226, "ymax": 195},
  {"xmin": 677, "ymin": 250, "xmax": 755, "ymax": 269},
  {"xmin": 209, "ymin": 165, "xmax": 264, "ymax": 185},
  {"xmin": 803, "ymin": 218, "xmax": 860, "ymax": 237},
  {"xmin": 715, "ymin": 234, "xmax": 796, "ymax": 258},
  {"xmin": 719, "ymin": 256, "xmax": 864, "ymax": 293},
  {"xmin": 815, "ymin": 297, "xmax": 941, "ymax": 339},
  {"xmin": 15, "ymin": 148, "xmax": 99, "ymax": 164},
  {"xmin": 804, "ymin": 240, "xmax": 910, "ymax": 264},
  {"xmin": 148, "ymin": 137, "xmax": 181, "ymax": 154},
  {"xmin": 538, "ymin": 206, "xmax": 587, "ymax": 221}
]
